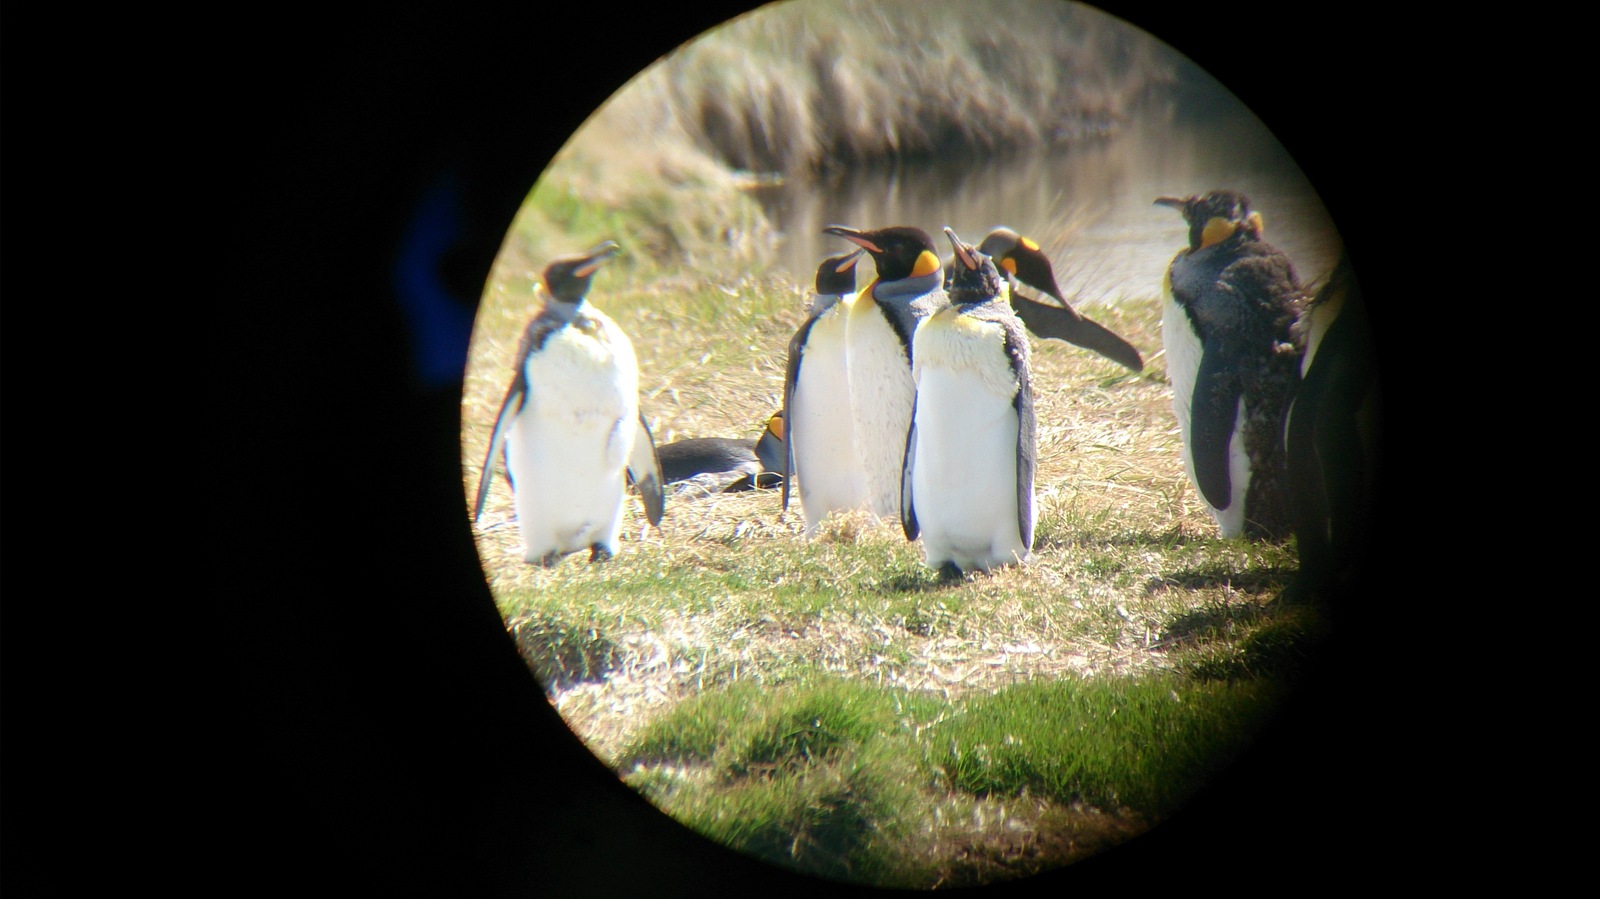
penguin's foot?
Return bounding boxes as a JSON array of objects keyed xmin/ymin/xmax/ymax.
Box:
[
  {"xmin": 588, "ymin": 544, "xmax": 614, "ymax": 563},
  {"xmin": 936, "ymin": 561, "xmax": 964, "ymax": 582},
  {"xmin": 533, "ymin": 550, "xmax": 566, "ymax": 568}
]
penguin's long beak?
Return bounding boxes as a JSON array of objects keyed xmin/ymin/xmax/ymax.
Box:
[
  {"xmin": 834, "ymin": 248, "xmax": 865, "ymax": 273},
  {"xmin": 944, "ymin": 227, "xmax": 979, "ymax": 271},
  {"xmin": 823, "ymin": 225, "xmax": 881, "ymax": 254},
  {"xmin": 1153, "ymin": 196, "xmax": 1186, "ymax": 211},
  {"xmin": 573, "ymin": 240, "xmax": 622, "ymax": 278}
]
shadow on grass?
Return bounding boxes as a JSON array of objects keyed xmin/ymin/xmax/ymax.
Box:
[
  {"xmin": 1145, "ymin": 561, "xmax": 1295, "ymax": 595},
  {"xmin": 865, "ymin": 572, "xmax": 960, "ymax": 596},
  {"xmin": 1033, "ymin": 525, "xmax": 1206, "ymax": 554},
  {"xmin": 1159, "ymin": 602, "xmax": 1331, "ymax": 683},
  {"xmin": 507, "ymin": 612, "xmax": 622, "ymax": 689}
]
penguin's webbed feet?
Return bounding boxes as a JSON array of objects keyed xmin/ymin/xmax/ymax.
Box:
[{"xmin": 588, "ymin": 544, "xmax": 614, "ymax": 564}]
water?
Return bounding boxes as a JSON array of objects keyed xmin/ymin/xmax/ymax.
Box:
[{"xmin": 754, "ymin": 103, "xmax": 1343, "ymax": 306}]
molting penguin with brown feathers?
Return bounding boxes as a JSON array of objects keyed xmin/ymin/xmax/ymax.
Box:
[
  {"xmin": 472, "ymin": 241, "xmax": 664, "ymax": 565},
  {"xmin": 952, "ymin": 227, "xmax": 1143, "ymax": 373},
  {"xmin": 782, "ymin": 250, "xmax": 871, "ymax": 535},
  {"xmin": 823, "ymin": 225, "xmax": 950, "ymax": 525},
  {"xmin": 1155, "ymin": 191, "xmax": 1305, "ymax": 540},
  {"xmin": 903, "ymin": 227, "xmax": 1037, "ymax": 576}
]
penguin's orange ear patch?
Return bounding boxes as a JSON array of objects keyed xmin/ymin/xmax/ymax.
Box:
[
  {"xmin": 767, "ymin": 414, "xmax": 785, "ymax": 440},
  {"xmin": 1199, "ymin": 217, "xmax": 1237, "ymax": 249},
  {"xmin": 1020, "ymin": 236, "xmax": 1039, "ymax": 252},
  {"xmin": 911, "ymin": 249, "xmax": 942, "ymax": 278},
  {"xmin": 1000, "ymin": 258, "xmax": 1018, "ymax": 275}
]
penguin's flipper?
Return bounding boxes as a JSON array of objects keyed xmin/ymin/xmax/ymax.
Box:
[
  {"xmin": 1190, "ymin": 338, "xmax": 1242, "ymax": 511},
  {"xmin": 900, "ymin": 398, "xmax": 920, "ymax": 542},
  {"xmin": 627, "ymin": 414, "xmax": 666, "ymax": 527},
  {"xmin": 1011, "ymin": 335, "xmax": 1037, "ymax": 553},
  {"xmin": 1011, "ymin": 290, "xmax": 1143, "ymax": 373},
  {"xmin": 780, "ymin": 321, "xmax": 812, "ymax": 514},
  {"xmin": 472, "ymin": 374, "xmax": 527, "ymax": 522}
]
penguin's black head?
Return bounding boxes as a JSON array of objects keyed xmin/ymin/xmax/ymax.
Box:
[
  {"xmin": 1154, "ymin": 191, "xmax": 1262, "ymax": 252},
  {"xmin": 814, "ymin": 249, "xmax": 864, "ymax": 296},
  {"xmin": 976, "ymin": 227, "xmax": 1065, "ymax": 302},
  {"xmin": 823, "ymin": 225, "xmax": 941, "ymax": 282},
  {"xmin": 542, "ymin": 240, "xmax": 620, "ymax": 305},
  {"xmin": 943, "ymin": 227, "xmax": 1003, "ymax": 305}
]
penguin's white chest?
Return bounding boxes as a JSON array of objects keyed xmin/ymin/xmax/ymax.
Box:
[
  {"xmin": 792, "ymin": 299, "xmax": 868, "ymax": 533},
  {"xmin": 846, "ymin": 298, "xmax": 915, "ymax": 521},
  {"xmin": 1161, "ymin": 288, "xmax": 1203, "ymax": 446},
  {"xmin": 505, "ymin": 314, "xmax": 639, "ymax": 561},
  {"xmin": 910, "ymin": 312, "xmax": 1027, "ymax": 571}
]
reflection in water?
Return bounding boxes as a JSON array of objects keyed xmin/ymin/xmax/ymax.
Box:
[{"xmin": 755, "ymin": 104, "xmax": 1342, "ymax": 306}]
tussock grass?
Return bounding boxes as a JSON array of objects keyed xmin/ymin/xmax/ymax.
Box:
[{"xmin": 486, "ymin": 0, "xmax": 1182, "ymax": 279}]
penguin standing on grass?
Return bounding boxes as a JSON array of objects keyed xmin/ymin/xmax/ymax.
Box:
[
  {"xmin": 1285, "ymin": 254, "xmax": 1379, "ymax": 602},
  {"xmin": 955, "ymin": 227, "xmax": 1143, "ymax": 373},
  {"xmin": 782, "ymin": 249, "xmax": 870, "ymax": 535},
  {"xmin": 903, "ymin": 227, "xmax": 1036, "ymax": 576},
  {"xmin": 822, "ymin": 225, "xmax": 950, "ymax": 525},
  {"xmin": 1155, "ymin": 191, "xmax": 1305, "ymax": 540},
  {"xmin": 472, "ymin": 241, "xmax": 664, "ymax": 565}
]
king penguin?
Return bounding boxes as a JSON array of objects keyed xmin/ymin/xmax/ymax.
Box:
[
  {"xmin": 956, "ymin": 228, "xmax": 1143, "ymax": 373},
  {"xmin": 1155, "ymin": 191, "xmax": 1305, "ymax": 540},
  {"xmin": 822, "ymin": 225, "xmax": 950, "ymax": 524},
  {"xmin": 656, "ymin": 411, "xmax": 786, "ymax": 494},
  {"xmin": 472, "ymin": 240, "xmax": 665, "ymax": 565},
  {"xmin": 1285, "ymin": 253, "xmax": 1379, "ymax": 603},
  {"xmin": 782, "ymin": 249, "xmax": 870, "ymax": 535},
  {"xmin": 903, "ymin": 227, "xmax": 1036, "ymax": 575}
]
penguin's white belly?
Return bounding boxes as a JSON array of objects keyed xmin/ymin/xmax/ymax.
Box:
[
  {"xmin": 1212, "ymin": 397, "xmax": 1251, "ymax": 538},
  {"xmin": 793, "ymin": 306, "xmax": 868, "ymax": 534},
  {"xmin": 847, "ymin": 301, "xmax": 915, "ymax": 521},
  {"xmin": 1161, "ymin": 292, "xmax": 1202, "ymax": 456},
  {"xmin": 506, "ymin": 319, "xmax": 638, "ymax": 562},
  {"xmin": 911, "ymin": 315, "xmax": 1027, "ymax": 571},
  {"xmin": 1162, "ymin": 293, "xmax": 1250, "ymax": 538}
]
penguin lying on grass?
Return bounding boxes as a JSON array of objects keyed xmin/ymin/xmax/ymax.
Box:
[
  {"xmin": 657, "ymin": 411, "xmax": 786, "ymax": 495},
  {"xmin": 902, "ymin": 227, "xmax": 1036, "ymax": 576},
  {"xmin": 954, "ymin": 227, "xmax": 1143, "ymax": 373},
  {"xmin": 472, "ymin": 241, "xmax": 664, "ymax": 565},
  {"xmin": 782, "ymin": 250, "xmax": 871, "ymax": 535},
  {"xmin": 1155, "ymin": 191, "xmax": 1305, "ymax": 540},
  {"xmin": 822, "ymin": 225, "xmax": 950, "ymax": 527}
]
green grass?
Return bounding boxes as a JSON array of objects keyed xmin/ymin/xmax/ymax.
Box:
[
  {"xmin": 934, "ymin": 677, "xmax": 1284, "ymax": 817},
  {"xmin": 611, "ymin": 673, "xmax": 1292, "ymax": 886}
]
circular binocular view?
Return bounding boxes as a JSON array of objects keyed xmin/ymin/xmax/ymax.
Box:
[{"xmin": 461, "ymin": 0, "xmax": 1372, "ymax": 889}]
